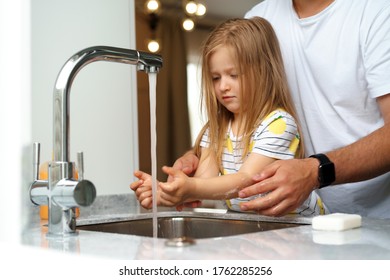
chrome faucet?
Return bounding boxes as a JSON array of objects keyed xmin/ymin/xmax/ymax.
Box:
[{"xmin": 29, "ymin": 46, "xmax": 163, "ymax": 237}]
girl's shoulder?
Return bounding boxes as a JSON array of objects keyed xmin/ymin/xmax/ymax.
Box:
[
  {"xmin": 252, "ymin": 108, "xmax": 298, "ymax": 138},
  {"xmin": 260, "ymin": 108, "xmax": 296, "ymax": 127}
]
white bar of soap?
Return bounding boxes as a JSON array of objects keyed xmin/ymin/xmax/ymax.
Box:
[{"xmin": 312, "ymin": 213, "xmax": 362, "ymax": 231}]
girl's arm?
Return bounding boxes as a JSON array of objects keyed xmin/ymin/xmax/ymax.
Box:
[
  {"xmin": 193, "ymin": 147, "xmax": 220, "ymax": 178},
  {"xmin": 131, "ymin": 147, "xmax": 219, "ymax": 209},
  {"xmin": 158, "ymin": 151, "xmax": 276, "ymax": 206}
]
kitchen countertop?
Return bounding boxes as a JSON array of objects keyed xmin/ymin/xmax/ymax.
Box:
[{"xmin": 21, "ymin": 194, "xmax": 390, "ymax": 260}]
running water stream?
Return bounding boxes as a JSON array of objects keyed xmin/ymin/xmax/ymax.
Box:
[{"xmin": 148, "ymin": 72, "xmax": 158, "ymax": 238}]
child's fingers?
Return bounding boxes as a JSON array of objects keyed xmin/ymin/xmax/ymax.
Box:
[
  {"xmin": 136, "ymin": 183, "xmax": 152, "ymax": 194},
  {"xmin": 140, "ymin": 197, "xmax": 153, "ymax": 209},
  {"xmin": 158, "ymin": 195, "xmax": 176, "ymax": 207},
  {"xmin": 162, "ymin": 166, "xmax": 177, "ymax": 177},
  {"xmin": 138, "ymin": 189, "xmax": 152, "ymax": 202},
  {"xmin": 134, "ymin": 170, "xmax": 152, "ymax": 181},
  {"xmin": 133, "ymin": 170, "xmax": 144, "ymax": 179},
  {"xmin": 158, "ymin": 181, "xmax": 177, "ymax": 193},
  {"xmin": 159, "ymin": 190, "xmax": 183, "ymax": 206},
  {"xmin": 130, "ymin": 180, "xmax": 144, "ymax": 191}
]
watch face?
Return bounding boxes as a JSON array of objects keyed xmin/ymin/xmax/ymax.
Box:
[{"xmin": 319, "ymin": 162, "xmax": 335, "ymax": 185}]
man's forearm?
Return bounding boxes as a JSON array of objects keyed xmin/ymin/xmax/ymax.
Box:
[{"xmin": 328, "ymin": 123, "xmax": 390, "ymax": 184}]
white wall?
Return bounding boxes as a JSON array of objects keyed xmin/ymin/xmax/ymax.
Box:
[
  {"xmin": 0, "ymin": 0, "xmax": 31, "ymax": 244},
  {"xmin": 31, "ymin": 0, "xmax": 138, "ymax": 195}
]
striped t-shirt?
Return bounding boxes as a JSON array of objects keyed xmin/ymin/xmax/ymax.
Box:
[
  {"xmin": 200, "ymin": 109, "xmax": 300, "ymax": 174},
  {"xmin": 200, "ymin": 109, "xmax": 327, "ymax": 216}
]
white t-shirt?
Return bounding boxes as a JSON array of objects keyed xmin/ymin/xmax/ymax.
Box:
[{"xmin": 246, "ymin": 0, "xmax": 390, "ymax": 218}]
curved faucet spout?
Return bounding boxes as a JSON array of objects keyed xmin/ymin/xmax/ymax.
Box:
[
  {"xmin": 53, "ymin": 46, "xmax": 163, "ymax": 162},
  {"xmin": 29, "ymin": 46, "xmax": 162, "ymax": 236}
]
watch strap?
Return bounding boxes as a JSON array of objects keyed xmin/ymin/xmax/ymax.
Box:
[
  {"xmin": 310, "ymin": 153, "xmax": 331, "ymax": 164},
  {"xmin": 309, "ymin": 153, "xmax": 335, "ymax": 188}
]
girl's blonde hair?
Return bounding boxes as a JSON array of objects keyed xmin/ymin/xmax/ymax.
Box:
[{"xmin": 194, "ymin": 17, "xmax": 304, "ymax": 169}]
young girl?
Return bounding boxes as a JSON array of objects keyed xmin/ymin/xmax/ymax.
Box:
[{"xmin": 131, "ymin": 17, "xmax": 327, "ymax": 216}]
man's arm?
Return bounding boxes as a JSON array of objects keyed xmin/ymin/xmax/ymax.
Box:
[
  {"xmin": 328, "ymin": 94, "xmax": 390, "ymax": 183},
  {"xmin": 238, "ymin": 94, "xmax": 390, "ymax": 216}
]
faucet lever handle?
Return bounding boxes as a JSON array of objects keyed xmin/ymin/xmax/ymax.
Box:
[
  {"xmin": 33, "ymin": 142, "xmax": 41, "ymax": 181},
  {"xmin": 77, "ymin": 151, "xmax": 84, "ymax": 181}
]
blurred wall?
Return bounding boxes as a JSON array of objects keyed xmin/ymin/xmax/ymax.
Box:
[{"xmin": 31, "ymin": 0, "xmax": 138, "ymax": 195}]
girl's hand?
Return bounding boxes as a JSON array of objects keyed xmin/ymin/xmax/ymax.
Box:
[
  {"xmin": 130, "ymin": 170, "xmax": 155, "ymax": 209},
  {"xmin": 172, "ymin": 152, "xmax": 202, "ymax": 210},
  {"xmin": 159, "ymin": 166, "xmax": 191, "ymax": 206}
]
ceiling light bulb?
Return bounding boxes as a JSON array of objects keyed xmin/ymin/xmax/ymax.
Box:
[
  {"xmin": 146, "ymin": 0, "xmax": 160, "ymax": 13},
  {"xmin": 185, "ymin": 1, "xmax": 198, "ymax": 15},
  {"xmin": 182, "ymin": 18, "xmax": 195, "ymax": 31},
  {"xmin": 195, "ymin": 4, "xmax": 206, "ymax": 16},
  {"xmin": 148, "ymin": 39, "xmax": 160, "ymax": 53}
]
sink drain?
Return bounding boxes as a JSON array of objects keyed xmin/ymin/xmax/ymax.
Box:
[{"xmin": 165, "ymin": 237, "xmax": 196, "ymax": 247}]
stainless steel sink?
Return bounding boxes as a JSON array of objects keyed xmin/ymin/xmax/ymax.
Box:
[{"xmin": 77, "ymin": 210, "xmax": 309, "ymax": 239}]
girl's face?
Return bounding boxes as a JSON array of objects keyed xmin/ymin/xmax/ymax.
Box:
[{"xmin": 209, "ymin": 46, "xmax": 241, "ymax": 117}]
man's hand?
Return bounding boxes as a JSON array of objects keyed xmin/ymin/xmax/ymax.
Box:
[
  {"xmin": 170, "ymin": 150, "xmax": 199, "ymax": 178},
  {"xmin": 238, "ymin": 158, "xmax": 318, "ymax": 216}
]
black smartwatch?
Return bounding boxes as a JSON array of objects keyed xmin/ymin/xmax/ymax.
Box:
[{"xmin": 309, "ymin": 153, "xmax": 335, "ymax": 188}]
